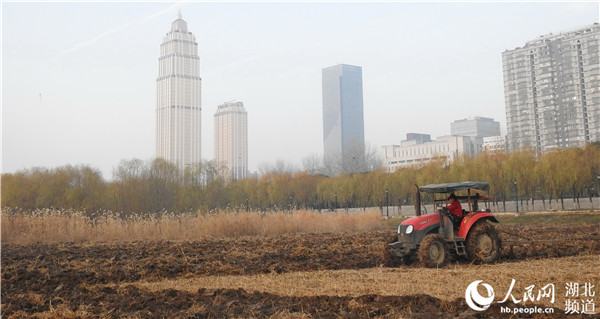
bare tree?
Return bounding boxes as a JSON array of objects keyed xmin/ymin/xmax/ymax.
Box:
[
  {"xmin": 258, "ymin": 159, "xmax": 298, "ymax": 176},
  {"xmin": 318, "ymin": 141, "xmax": 382, "ymax": 176},
  {"xmin": 113, "ymin": 158, "xmax": 145, "ymax": 181},
  {"xmin": 301, "ymin": 154, "xmax": 325, "ymax": 175}
]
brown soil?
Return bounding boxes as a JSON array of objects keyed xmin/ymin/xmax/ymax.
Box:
[
  {"xmin": 2, "ymin": 223, "xmax": 598, "ymax": 318},
  {"xmin": 0, "ymin": 286, "xmax": 571, "ymax": 319}
]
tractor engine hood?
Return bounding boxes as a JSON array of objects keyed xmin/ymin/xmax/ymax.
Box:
[{"xmin": 401, "ymin": 213, "xmax": 440, "ymax": 231}]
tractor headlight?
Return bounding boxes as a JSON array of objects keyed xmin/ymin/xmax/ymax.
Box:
[
  {"xmin": 397, "ymin": 224, "xmax": 402, "ymax": 234},
  {"xmin": 405, "ymin": 225, "xmax": 414, "ymax": 234}
]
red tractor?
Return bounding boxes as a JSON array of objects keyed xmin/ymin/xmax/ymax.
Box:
[{"xmin": 388, "ymin": 181, "xmax": 501, "ymax": 267}]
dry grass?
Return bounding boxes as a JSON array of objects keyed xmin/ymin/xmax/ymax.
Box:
[
  {"xmin": 1, "ymin": 208, "xmax": 383, "ymax": 244},
  {"xmin": 135, "ymin": 255, "xmax": 600, "ymax": 309}
]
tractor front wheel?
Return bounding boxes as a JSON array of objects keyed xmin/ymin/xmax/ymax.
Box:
[
  {"xmin": 418, "ymin": 234, "xmax": 449, "ymax": 268},
  {"xmin": 389, "ymin": 254, "xmax": 411, "ymax": 266},
  {"xmin": 466, "ymin": 222, "xmax": 501, "ymax": 264}
]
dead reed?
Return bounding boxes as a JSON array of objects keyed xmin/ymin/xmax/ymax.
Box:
[{"xmin": 1, "ymin": 208, "xmax": 384, "ymax": 244}]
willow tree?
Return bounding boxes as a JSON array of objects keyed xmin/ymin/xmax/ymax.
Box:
[
  {"xmin": 539, "ymin": 149, "xmax": 576, "ymax": 210},
  {"xmin": 472, "ymin": 151, "xmax": 510, "ymax": 211},
  {"xmin": 290, "ymin": 172, "xmax": 324, "ymax": 209},
  {"xmin": 447, "ymin": 153, "xmax": 475, "ymax": 181},
  {"xmin": 315, "ymin": 177, "xmax": 338, "ymax": 210},
  {"xmin": 1, "ymin": 171, "xmax": 36, "ymax": 209},
  {"xmin": 505, "ymin": 149, "xmax": 539, "ymax": 210},
  {"xmin": 567, "ymin": 146, "xmax": 599, "ymax": 210},
  {"xmin": 582, "ymin": 144, "xmax": 600, "ymax": 209}
]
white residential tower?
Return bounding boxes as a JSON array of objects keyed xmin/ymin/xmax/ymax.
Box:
[
  {"xmin": 214, "ymin": 101, "xmax": 248, "ymax": 180},
  {"xmin": 156, "ymin": 11, "xmax": 202, "ymax": 168}
]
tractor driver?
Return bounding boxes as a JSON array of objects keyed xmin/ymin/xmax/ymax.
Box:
[{"xmin": 445, "ymin": 193, "xmax": 463, "ymax": 223}]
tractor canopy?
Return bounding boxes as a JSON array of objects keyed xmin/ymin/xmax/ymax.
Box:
[{"xmin": 418, "ymin": 181, "xmax": 490, "ymax": 194}]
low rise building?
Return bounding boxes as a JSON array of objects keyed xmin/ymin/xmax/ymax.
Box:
[
  {"xmin": 483, "ymin": 136, "xmax": 507, "ymax": 153},
  {"xmin": 381, "ymin": 135, "xmax": 477, "ymax": 172}
]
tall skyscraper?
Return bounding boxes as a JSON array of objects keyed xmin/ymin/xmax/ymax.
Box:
[
  {"xmin": 214, "ymin": 101, "xmax": 248, "ymax": 180},
  {"xmin": 156, "ymin": 11, "xmax": 202, "ymax": 168},
  {"xmin": 502, "ymin": 23, "xmax": 600, "ymax": 152},
  {"xmin": 322, "ymin": 64, "xmax": 365, "ymax": 175}
]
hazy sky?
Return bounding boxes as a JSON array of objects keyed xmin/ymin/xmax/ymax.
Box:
[{"xmin": 2, "ymin": 1, "xmax": 598, "ymax": 180}]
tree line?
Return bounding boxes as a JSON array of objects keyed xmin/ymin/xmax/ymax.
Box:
[{"xmin": 2, "ymin": 144, "xmax": 599, "ymax": 215}]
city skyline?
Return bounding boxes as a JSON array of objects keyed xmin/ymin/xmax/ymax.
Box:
[{"xmin": 2, "ymin": 2, "xmax": 598, "ymax": 179}]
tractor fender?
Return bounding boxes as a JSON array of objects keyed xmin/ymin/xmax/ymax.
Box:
[{"xmin": 457, "ymin": 212, "xmax": 499, "ymax": 239}]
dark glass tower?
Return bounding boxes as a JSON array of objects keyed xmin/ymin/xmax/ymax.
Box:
[{"xmin": 322, "ymin": 64, "xmax": 365, "ymax": 175}]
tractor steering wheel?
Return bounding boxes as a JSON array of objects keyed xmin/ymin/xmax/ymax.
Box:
[{"xmin": 441, "ymin": 207, "xmax": 451, "ymax": 216}]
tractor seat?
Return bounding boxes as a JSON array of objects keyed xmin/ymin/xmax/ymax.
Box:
[{"xmin": 451, "ymin": 213, "xmax": 464, "ymax": 229}]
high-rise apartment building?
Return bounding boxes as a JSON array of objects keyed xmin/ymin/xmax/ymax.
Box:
[
  {"xmin": 502, "ymin": 23, "xmax": 600, "ymax": 152},
  {"xmin": 322, "ymin": 64, "xmax": 365, "ymax": 175},
  {"xmin": 156, "ymin": 11, "xmax": 202, "ymax": 168},
  {"xmin": 214, "ymin": 101, "xmax": 248, "ymax": 180}
]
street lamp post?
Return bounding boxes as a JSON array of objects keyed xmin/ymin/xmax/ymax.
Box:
[
  {"xmin": 385, "ymin": 188, "xmax": 389, "ymax": 217},
  {"xmin": 514, "ymin": 180, "xmax": 519, "ymax": 213},
  {"xmin": 589, "ymin": 187, "xmax": 595, "ymax": 211},
  {"xmin": 334, "ymin": 192, "xmax": 338, "ymax": 211},
  {"xmin": 596, "ymin": 175, "xmax": 600, "ymax": 211}
]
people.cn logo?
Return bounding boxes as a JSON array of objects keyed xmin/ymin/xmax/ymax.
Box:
[{"xmin": 465, "ymin": 280, "xmax": 495, "ymax": 311}]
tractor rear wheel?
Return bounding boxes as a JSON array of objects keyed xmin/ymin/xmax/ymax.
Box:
[
  {"xmin": 418, "ymin": 234, "xmax": 449, "ymax": 268},
  {"xmin": 466, "ymin": 221, "xmax": 501, "ymax": 264}
]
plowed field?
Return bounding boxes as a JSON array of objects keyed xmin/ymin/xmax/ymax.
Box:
[{"xmin": 2, "ymin": 222, "xmax": 599, "ymax": 318}]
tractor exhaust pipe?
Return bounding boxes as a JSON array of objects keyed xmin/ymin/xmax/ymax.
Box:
[{"xmin": 415, "ymin": 184, "xmax": 421, "ymax": 216}]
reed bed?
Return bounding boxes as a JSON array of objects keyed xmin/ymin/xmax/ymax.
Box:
[{"xmin": 1, "ymin": 208, "xmax": 384, "ymax": 244}]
